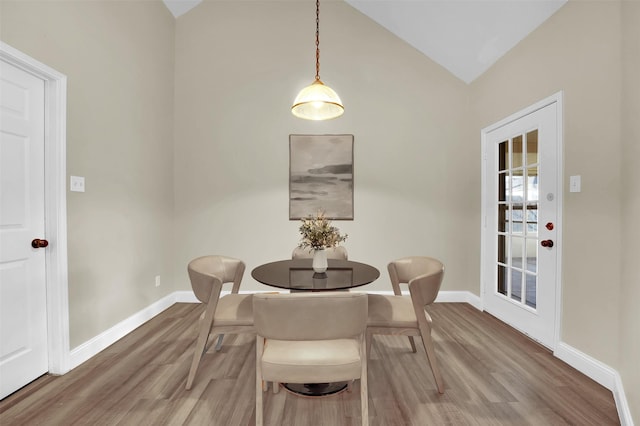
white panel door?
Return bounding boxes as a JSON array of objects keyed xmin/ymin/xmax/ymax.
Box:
[
  {"xmin": 482, "ymin": 98, "xmax": 561, "ymax": 349},
  {"xmin": 0, "ymin": 60, "xmax": 48, "ymax": 399}
]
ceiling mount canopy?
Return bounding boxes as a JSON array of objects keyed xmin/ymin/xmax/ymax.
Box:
[{"xmin": 291, "ymin": 0, "xmax": 344, "ymax": 121}]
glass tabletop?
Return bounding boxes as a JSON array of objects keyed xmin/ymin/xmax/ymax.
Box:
[{"xmin": 251, "ymin": 259, "xmax": 380, "ymax": 291}]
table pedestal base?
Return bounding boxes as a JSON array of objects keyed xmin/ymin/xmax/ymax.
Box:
[{"xmin": 283, "ymin": 382, "xmax": 348, "ymax": 397}]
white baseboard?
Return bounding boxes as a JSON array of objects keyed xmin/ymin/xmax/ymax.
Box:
[
  {"xmin": 174, "ymin": 290, "xmax": 198, "ymax": 303},
  {"xmin": 614, "ymin": 372, "xmax": 634, "ymax": 426},
  {"xmin": 555, "ymin": 342, "xmax": 634, "ymax": 426},
  {"xmin": 555, "ymin": 342, "xmax": 617, "ymax": 389},
  {"xmin": 68, "ymin": 289, "xmax": 254, "ymax": 369},
  {"xmin": 391, "ymin": 289, "xmax": 483, "ymax": 310},
  {"xmin": 435, "ymin": 290, "xmax": 483, "ymax": 310},
  {"xmin": 68, "ymin": 292, "xmax": 179, "ymax": 370},
  {"xmin": 67, "ymin": 289, "xmax": 632, "ymax": 425}
]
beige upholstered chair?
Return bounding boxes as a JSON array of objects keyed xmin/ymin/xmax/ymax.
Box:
[
  {"xmin": 291, "ymin": 245, "xmax": 348, "ymax": 260},
  {"xmin": 388, "ymin": 256, "xmax": 439, "ymax": 352},
  {"xmin": 367, "ymin": 256, "xmax": 445, "ymax": 394},
  {"xmin": 185, "ymin": 255, "xmax": 253, "ymax": 390},
  {"xmin": 253, "ymin": 292, "xmax": 369, "ymax": 426}
]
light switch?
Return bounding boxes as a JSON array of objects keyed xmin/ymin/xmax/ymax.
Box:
[
  {"xmin": 70, "ymin": 176, "xmax": 85, "ymax": 192},
  {"xmin": 569, "ymin": 175, "xmax": 581, "ymax": 193}
]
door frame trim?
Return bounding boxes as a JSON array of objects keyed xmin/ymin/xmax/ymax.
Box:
[
  {"xmin": 480, "ymin": 91, "xmax": 564, "ymax": 349},
  {"xmin": 1, "ymin": 42, "xmax": 70, "ymax": 374}
]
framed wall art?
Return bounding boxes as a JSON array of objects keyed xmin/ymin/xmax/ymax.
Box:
[{"xmin": 289, "ymin": 134, "xmax": 354, "ymax": 220}]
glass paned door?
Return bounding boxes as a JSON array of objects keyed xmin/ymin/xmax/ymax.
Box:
[{"xmin": 481, "ymin": 94, "xmax": 561, "ymax": 350}]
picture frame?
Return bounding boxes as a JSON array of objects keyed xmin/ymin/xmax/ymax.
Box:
[{"xmin": 289, "ymin": 134, "xmax": 354, "ymax": 220}]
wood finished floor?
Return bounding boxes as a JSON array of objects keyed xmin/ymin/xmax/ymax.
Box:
[{"xmin": 0, "ymin": 303, "xmax": 619, "ymax": 425}]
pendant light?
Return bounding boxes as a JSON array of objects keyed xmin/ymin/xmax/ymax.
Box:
[{"xmin": 291, "ymin": 0, "xmax": 344, "ymax": 120}]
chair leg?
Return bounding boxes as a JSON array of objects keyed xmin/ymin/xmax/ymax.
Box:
[
  {"xmin": 214, "ymin": 334, "xmax": 224, "ymax": 351},
  {"xmin": 186, "ymin": 302, "xmax": 216, "ymax": 390},
  {"xmin": 360, "ymin": 378, "xmax": 369, "ymax": 426},
  {"xmin": 361, "ymin": 336, "xmax": 369, "ymax": 426},
  {"xmin": 408, "ymin": 336, "xmax": 417, "ymax": 353},
  {"xmin": 366, "ymin": 331, "xmax": 373, "ymax": 360},
  {"xmin": 256, "ymin": 380, "xmax": 263, "ymax": 426},
  {"xmin": 256, "ymin": 336, "xmax": 264, "ymax": 426},
  {"xmin": 417, "ymin": 325, "xmax": 445, "ymax": 394}
]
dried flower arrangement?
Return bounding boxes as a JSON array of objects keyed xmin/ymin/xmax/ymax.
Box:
[{"xmin": 298, "ymin": 211, "xmax": 348, "ymax": 251}]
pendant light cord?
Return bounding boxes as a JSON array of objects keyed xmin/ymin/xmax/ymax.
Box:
[
  {"xmin": 291, "ymin": 0, "xmax": 343, "ymax": 120},
  {"xmin": 315, "ymin": 0, "xmax": 321, "ymax": 81}
]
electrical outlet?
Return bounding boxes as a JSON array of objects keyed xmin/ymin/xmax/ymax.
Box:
[{"xmin": 155, "ymin": 275, "xmax": 161, "ymax": 287}]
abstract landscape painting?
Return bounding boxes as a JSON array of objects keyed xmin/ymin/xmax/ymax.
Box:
[{"xmin": 289, "ymin": 134, "xmax": 354, "ymax": 220}]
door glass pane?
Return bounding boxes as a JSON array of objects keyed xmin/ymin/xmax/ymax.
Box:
[
  {"xmin": 525, "ymin": 273, "xmax": 537, "ymax": 308},
  {"xmin": 498, "ymin": 140, "xmax": 508, "ymax": 171},
  {"xmin": 526, "ymin": 238, "xmax": 537, "ymax": 273},
  {"xmin": 526, "ymin": 167, "xmax": 539, "ymax": 203},
  {"xmin": 511, "ymin": 236, "xmax": 524, "ymax": 302},
  {"xmin": 498, "ymin": 172, "xmax": 507, "ymax": 202},
  {"xmin": 510, "ymin": 169, "xmax": 524, "ymax": 203},
  {"xmin": 498, "ymin": 204, "xmax": 507, "ymax": 232},
  {"xmin": 511, "ymin": 236, "xmax": 524, "ymax": 265},
  {"xmin": 511, "ymin": 205, "xmax": 523, "ymax": 234},
  {"xmin": 498, "ymin": 265, "xmax": 507, "ymax": 295},
  {"xmin": 512, "ymin": 135, "xmax": 523, "ymax": 168},
  {"xmin": 497, "ymin": 235, "xmax": 507, "ymax": 264},
  {"xmin": 526, "ymin": 204, "xmax": 538, "ymax": 234},
  {"xmin": 526, "ymin": 130, "xmax": 538, "ymax": 165},
  {"xmin": 527, "ymin": 167, "xmax": 538, "ymax": 202},
  {"xmin": 511, "ymin": 267, "xmax": 522, "ymax": 302}
]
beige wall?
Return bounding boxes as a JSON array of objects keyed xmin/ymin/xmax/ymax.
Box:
[
  {"xmin": 470, "ymin": 0, "xmax": 622, "ymax": 367},
  {"xmin": 471, "ymin": 1, "xmax": 639, "ymax": 418},
  {"xmin": 620, "ymin": 0, "xmax": 640, "ymax": 420},
  {"xmin": 1, "ymin": 1, "xmax": 176, "ymax": 348},
  {"xmin": 173, "ymin": 1, "xmax": 474, "ymax": 294}
]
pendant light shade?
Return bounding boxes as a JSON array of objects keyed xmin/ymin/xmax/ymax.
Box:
[
  {"xmin": 292, "ymin": 78, "xmax": 344, "ymax": 120},
  {"xmin": 291, "ymin": 0, "xmax": 344, "ymax": 120}
]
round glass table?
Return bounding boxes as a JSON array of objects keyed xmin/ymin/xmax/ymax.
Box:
[
  {"xmin": 251, "ymin": 258, "xmax": 380, "ymax": 396},
  {"xmin": 251, "ymin": 259, "xmax": 380, "ymax": 292}
]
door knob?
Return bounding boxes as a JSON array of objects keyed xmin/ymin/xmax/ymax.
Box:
[
  {"xmin": 540, "ymin": 239, "xmax": 554, "ymax": 248},
  {"xmin": 31, "ymin": 238, "xmax": 49, "ymax": 249}
]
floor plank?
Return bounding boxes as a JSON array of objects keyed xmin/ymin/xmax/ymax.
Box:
[{"xmin": 0, "ymin": 303, "xmax": 620, "ymax": 425}]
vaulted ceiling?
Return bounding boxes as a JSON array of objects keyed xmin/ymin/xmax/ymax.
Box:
[{"xmin": 162, "ymin": 0, "xmax": 567, "ymax": 84}]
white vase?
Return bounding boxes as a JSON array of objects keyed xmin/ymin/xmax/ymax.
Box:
[{"xmin": 312, "ymin": 248, "xmax": 328, "ymax": 273}]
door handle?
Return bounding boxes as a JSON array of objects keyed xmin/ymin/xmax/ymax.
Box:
[
  {"xmin": 31, "ymin": 238, "xmax": 49, "ymax": 249},
  {"xmin": 540, "ymin": 239, "xmax": 554, "ymax": 248}
]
